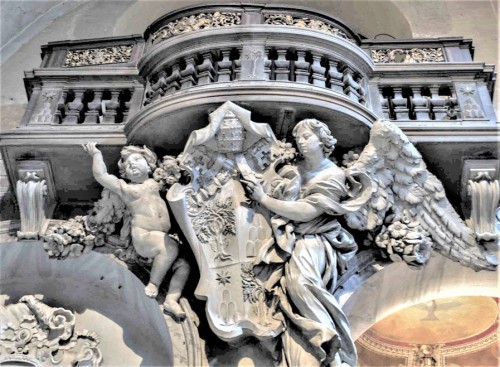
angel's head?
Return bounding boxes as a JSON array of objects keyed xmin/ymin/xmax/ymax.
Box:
[
  {"xmin": 118, "ymin": 145, "xmax": 157, "ymax": 183},
  {"xmin": 292, "ymin": 119, "xmax": 337, "ymax": 158}
]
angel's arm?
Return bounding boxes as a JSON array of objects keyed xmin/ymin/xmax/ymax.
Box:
[
  {"xmin": 241, "ymin": 179, "xmax": 323, "ymax": 222},
  {"xmin": 83, "ymin": 142, "xmax": 124, "ymax": 195}
]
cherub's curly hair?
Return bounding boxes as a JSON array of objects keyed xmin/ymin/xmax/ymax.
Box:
[
  {"xmin": 118, "ymin": 145, "xmax": 157, "ymax": 179},
  {"xmin": 292, "ymin": 119, "xmax": 337, "ymax": 157}
]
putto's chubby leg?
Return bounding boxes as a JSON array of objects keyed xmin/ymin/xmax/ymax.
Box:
[{"xmin": 163, "ymin": 257, "xmax": 190, "ymax": 320}]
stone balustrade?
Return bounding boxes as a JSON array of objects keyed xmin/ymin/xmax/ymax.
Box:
[
  {"xmin": 143, "ymin": 47, "xmax": 367, "ymax": 107},
  {"xmin": 379, "ymin": 85, "xmax": 459, "ymax": 121},
  {"xmin": 30, "ymin": 88, "xmax": 133, "ymax": 125}
]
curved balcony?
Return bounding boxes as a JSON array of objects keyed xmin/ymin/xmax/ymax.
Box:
[{"xmin": 127, "ymin": 4, "xmax": 376, "ymax": 150}]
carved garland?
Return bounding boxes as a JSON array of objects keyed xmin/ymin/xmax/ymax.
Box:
[
  {"xmin": 264, "ymin": 14, "xmax": 355, "ymax": 43},
  {"xmin": 371, "ymin": 48, "xmax": 445, "ymax": 63},
  {"xmin": 63, "ymin": 45, "xmax": 133, "ymax": 67},
  {"xmin": 151, "ymin": 12, "xmax": 242, "ymax": 42}
]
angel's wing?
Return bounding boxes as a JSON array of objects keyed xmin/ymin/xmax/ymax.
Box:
[{"xmin": 345, "ymin": 120, "xmax": 496, "ymax": 271}]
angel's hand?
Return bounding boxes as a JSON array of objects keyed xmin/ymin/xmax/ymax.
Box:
[
  {"xmin": 82, "ymin": 142, "xmax": 101, "ymax": 156},
  {"xmin": 241, "ymin": 177, "xmax": 265, "ymax": 202}
]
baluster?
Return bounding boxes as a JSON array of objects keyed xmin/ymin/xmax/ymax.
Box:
[
  {"xmin": 327, "ymin": 59, "xmax": 343, "ymax": 93},
  {"xmin": 123, "ymin": 101, "xmax": 131, "ymax": 123},
  {"xmin": 233, "ymin": 47, "xmax": 242, "ymax": 80},
  {"xmin": 294, "ymin": 50, "xmax": 310, "ymax": 83},
  {"xmin": 150, "ymin": 71, "xmax": 167, "ymax": 101},
  {"xmin": 180, "ymin": 56, "xmax": 198, "ymax": 89},
  {"xmin": 392, "ymin": 87, "xmax": 409, "ymax": 120},
  {"xmin": 274, "ymin": 49, "xmax": 290, "ymax": 81},
  {"xmin": 197, "ymin": 52, "xmax": 216, "ymax": 85},
  {"xmin": 64, "ymin": 90, "xmax": 84, "ymax": 124},
  {"xmin": 217, "ymin": 50, "xmax": 233, "ymax": 82},
  {"xmin": 102, "ymin": 90, "xmax": 120, "ymax": 124},
  {"xmin": 84, "ymin": 90, "xmax": 102, "ymax": 124},
  {"xmin": 411, "ymin": 87, "xmax": 430, "ymax": 120},
  {"xmin": 342, "ymin": 66, "xmax": 362, "ymax": 102},
  {"xmin": 263, "ymin": 48, "xmax": 272, "ymax": 81},
  {"xmin": 309, "ymin": 54, "xmax": 326, "ymax": 87},
  {"xmin": 355, "ymin": 75, "xmax": 366, "ymax": 105},
  {"xmin": 166, "ymin": 64, "xmax": 181, "ymax": 93},
  {"xmin": 379, "ymin": 87, "xmax": 392, "ymax": 120},
  {"xmin": 429, "ymin": 86, "xmax": 447, "ymax": 120},
  {"xmin": 52, "ymin": 91, "xmax": 67, "ymax": 124}
]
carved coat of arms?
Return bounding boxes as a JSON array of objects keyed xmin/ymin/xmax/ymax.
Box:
[{"xmin": 167, "ymin": 102, "xmax": 284, "ymax": 341}]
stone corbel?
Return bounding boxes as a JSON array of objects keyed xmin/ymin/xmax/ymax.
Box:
[
  {"xmin": 462, "ymin": 160, "xmax": 500, "ymax": 244},
  {"xmin": 15, "ymin": 160, "xmax": 56, "ymax": 240}
]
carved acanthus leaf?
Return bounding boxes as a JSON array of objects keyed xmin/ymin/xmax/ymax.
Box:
[
  {"xmin": 0, "ymin": 295, "xmax": 102, "ymax": 366},
  {"xmin": 264, "ymin": 14, "xmax": 355, "ymax": 43},
  {"xmin": 151, "ymin": 12, "xmax": 241, "ymax": 42},
  {"xmin": 63, "ymin": 45, "xmax": 133, "ymax": 67},
  {"xmin": 371, "ymin": 48, "xmax": 445, "ymax": 63}
]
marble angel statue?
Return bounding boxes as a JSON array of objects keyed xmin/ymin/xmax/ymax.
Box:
[
  {"xmin": 82, "ymin": 142, "xmax": 189, "ymax": 319},
  {"xmin": 242, "ymin": 118, "xmax": 496, "ymax": 367}
]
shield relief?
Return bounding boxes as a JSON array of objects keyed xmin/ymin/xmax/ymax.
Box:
[{"xmin": 167, "ymin": 102, "xmax": 284, "ymax": 342}]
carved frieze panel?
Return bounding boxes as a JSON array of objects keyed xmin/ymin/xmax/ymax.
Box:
[
  {"xmin": 264, "ymin": 13, "xmax": 355, "ymax": 42},
  {"xmin": 371, "ymin": 48, "xmax": 445, "ymax": 63},
  {"xmin": 455, "ymin": 83, "xmax": 485, "ymax": 119},
  {"xmin": 151, "ymin": 12, "xmax": 241, "ymax": 43},
  {"xmin": 63, "ymin": 45, "xmax": 133, "ymax": 67}
]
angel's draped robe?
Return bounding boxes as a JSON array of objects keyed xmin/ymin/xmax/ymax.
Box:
[{"xmin": 254, "ymin": 165, "xmax": 371, "ymax": 367}]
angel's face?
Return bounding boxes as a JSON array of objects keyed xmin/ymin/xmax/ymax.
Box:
[
  {"xmin": 124, "ymin": 153, "xmax": 150, "ymax": 183},
  {"xmin": 295, "ymin": 125, "xmax": 322, "ymax": 157}
]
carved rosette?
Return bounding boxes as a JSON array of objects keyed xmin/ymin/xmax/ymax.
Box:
[
  {"xmin": 264, "ymin": 14, "xmax": 355, "ymax": 42},
  {"xmin": 0, "ymin": 295, "xmax": 102, "ymax": 366},
  {"xmin": 151, "ymin": 12, "xmax": 241, "ymax": 42},
  {"xmin": 63, "ymin": 45, "xmax": 133, "ymax": 67},
  {"xmin": 371, "ymin": 48, "xmax": 445, "ymax": 63}
]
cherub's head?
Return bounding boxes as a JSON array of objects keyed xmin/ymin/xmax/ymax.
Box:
[
  {"xmin": 292, "ymin": 119, "xmax": 337, "ymax": 157},
  {"xmin": 118, "ymin": 145, "xmax": 157, "ymax": 183}
]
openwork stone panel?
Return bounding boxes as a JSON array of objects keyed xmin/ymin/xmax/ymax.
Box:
[
  {"xmin": 151, "ymin": 12, "xmax": 241, "ymax": 44},
  {"xmin": 371, "ymin": 48, "xmax": 446, "ymax": 63},
  {"xmin": 264, "ymin": 14, "xmax": 355, "ymax": 43},
  {"xmin": 63, "ymin": 45, "xmax": 134, "ymax": 67}
]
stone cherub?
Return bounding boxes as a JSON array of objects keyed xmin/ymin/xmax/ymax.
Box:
[{"xmin": 83, "ymin": 142, "xmax": 189, "ymax": 319}]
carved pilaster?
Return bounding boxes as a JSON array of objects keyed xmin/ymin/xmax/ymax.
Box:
[
  {"xmin": 15, "ymin": 161, "xmax": 55, "ymax": 240},
  {"xmin": 463, "ymin": 160, "xmax": 500, "ymax": 243}
]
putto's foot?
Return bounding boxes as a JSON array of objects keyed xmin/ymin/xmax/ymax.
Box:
[
  {"xmin": 145, "ymin": 282, "xmax": 159, "ymax": 298},
  {"xmin": 163, "ymin": 297, "xmax": 186, "ymax": 321}
]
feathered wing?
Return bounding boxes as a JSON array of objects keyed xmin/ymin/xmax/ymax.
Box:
[{"xmin": 344, "ymin": 120, "xmax": 496, "ymax": 271}]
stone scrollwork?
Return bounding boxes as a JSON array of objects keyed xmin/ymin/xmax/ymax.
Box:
[
  {"xmin": 151, "ymin": 12, "xmax": 241, "ymax": 42},
  {"xmin": 63, "ymin": 45, "xmax": 133, "ymax": 67},
  {"xmin": 16, "ymin": 161, "xmax": 55, "ymax": 240},
  {"xmin": 468, "ymin": 171, "xmax": 500, "ymax": 242},
  {"xmin": 371, "ymin": 48, "xmax": 445, "ymax": 63},
  {"xmin": 264, "ymin": 13, "xmax": 355, "ymax": 42},
  {"xmin": 0, "ymin": 295, "xmax": 102, "ymax": 366}
]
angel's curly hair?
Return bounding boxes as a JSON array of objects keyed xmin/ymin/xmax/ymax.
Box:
[
  {"xmin": 292, "ymin": 119, "xmax": 337, "ymax": 157},
  {"xmin": 118, "ymin": 145, "xmax": 157, "ymax": 179}
]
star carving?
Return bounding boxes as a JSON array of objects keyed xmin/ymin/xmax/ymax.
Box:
[
  {"xmin": 459, "ymin": 86, "xmax": 475, "ymax": 96},
  {"xmin": 216, "ymin": 271, "xmax": 231, "ymax": 286}
]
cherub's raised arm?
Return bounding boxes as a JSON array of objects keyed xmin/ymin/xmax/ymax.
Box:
[{"xmin": 82, "ymin": 142, "xmax": 123, "ymax": 194}]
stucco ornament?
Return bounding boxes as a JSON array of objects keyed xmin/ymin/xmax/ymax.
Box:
[
  {"xmin": 165, "ymin": 102, "xmax": 496, "ymax": 366},
  {"xmin": 0, "ymin": 295, "xmax": 102, "ymax": 366}
]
